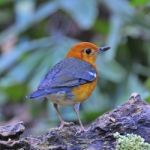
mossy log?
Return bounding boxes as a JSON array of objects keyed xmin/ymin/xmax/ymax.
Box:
[{"xmin": 0, "ymin": 93, "xmax": 150, "ymax": 150}]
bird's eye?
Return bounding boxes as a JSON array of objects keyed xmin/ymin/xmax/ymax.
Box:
[{"xmin": 85, "ymin": 48, "xmax": 92, "ymax": 55}]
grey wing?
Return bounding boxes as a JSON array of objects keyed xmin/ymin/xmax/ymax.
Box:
[{"xmin": 38, "ymin": 58, "xmax": 97, "ymax": 90}]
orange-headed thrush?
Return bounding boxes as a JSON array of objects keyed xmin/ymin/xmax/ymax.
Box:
[{"xmin": 28, "ymin": 42, "xmax": 110, "ymax": 131}]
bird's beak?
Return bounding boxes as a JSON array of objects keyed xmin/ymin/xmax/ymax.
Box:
[{"xmin": 98, "ymin": 46, "xmax": 110, "ymax": 53}]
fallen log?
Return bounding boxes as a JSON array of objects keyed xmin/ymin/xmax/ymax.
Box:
[{"xmin": 0, "ymin": 93, "xmax": 150, "ymax": 150}]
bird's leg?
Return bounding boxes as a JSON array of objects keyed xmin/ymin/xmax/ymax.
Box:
[
  {"xmin": 53, "ymin": 103, "xmax": 73, "ymax": 129},
  {"xmin": 74, "ymin": 103, "xmax": 86, "ymax": 132}
]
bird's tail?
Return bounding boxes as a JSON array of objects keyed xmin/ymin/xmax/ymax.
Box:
[{"xmin": 26, "ymin": 89, "xmax": 47, "ymax": 99}]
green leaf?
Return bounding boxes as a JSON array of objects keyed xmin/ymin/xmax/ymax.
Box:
[
  {"xmin": 146, "ymin": 96, "xmax": 150, "ymax": 103},
  {"xmin": 7, "ymin": 50, "xmax": 46, "ymax": 83},
  {"xmin": 106, "ymin": 16, "xmax": 123, "ymax": 61},
  {"xmin": 0, "ymin": 83, "xmax": 28, "ymax": 102},
  {"xmin": 131, "ymin": 0, "xmax": 150, "ymax": 6},
  {"xmin": 127, "ymin": 74, "xmax": 149, "ymax": 99},
  {"xmin": 115, "ymin": 74, "xmax": 149, "ymax": 105},
  {"xmin": 0, "ymin": 0, "xmax": 11, "ymax": 6},
  {"xmin": 145, "ymin": 78, "xmax": 150, "ymax": 90},
  {"xmin": 0, "ymin": 1, "xmax": 59, "ymax": 45},
  {"xmin": 93, "ymin": 19, "xmax": 109, "ymax": 34},
  {"xmin": 97, "ymin": 59, "xmax": 126, "ymax": 83},
  {"xmin": 58, "ymin": 0, "xmax": 98, "ymax": 29}
]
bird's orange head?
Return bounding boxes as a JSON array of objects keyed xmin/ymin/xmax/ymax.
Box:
[{"xmin": 66, "ymin": 42, "xmax": 110, "ymax": 65}]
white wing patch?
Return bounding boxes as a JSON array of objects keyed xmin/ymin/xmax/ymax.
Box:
[{"xmin": 88, "ymin": 71, "xmax": 97, "ymax": 78}]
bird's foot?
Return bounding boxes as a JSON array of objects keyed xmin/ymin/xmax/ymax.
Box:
[
  {"xmin": 75, "ymin": 126, "xmax": 88, "ymax": 135},
  {"xmin": 58, "ymin": 121, "xmax": 74, "ymax": 129}
]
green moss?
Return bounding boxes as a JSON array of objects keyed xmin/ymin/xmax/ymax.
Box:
[{"xmin": 114, "ymin": 132, "xmax": 150, "ymax": 150}]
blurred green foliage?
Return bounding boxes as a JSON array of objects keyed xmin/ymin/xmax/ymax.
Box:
[{"xmin": 0, "ymin": 0, "xmax": 149, "ymax": 133}]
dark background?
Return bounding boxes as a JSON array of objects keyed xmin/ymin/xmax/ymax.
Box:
[{"xmin": 0, "ymin": 0, "xmax": 149, "ymax": 135}]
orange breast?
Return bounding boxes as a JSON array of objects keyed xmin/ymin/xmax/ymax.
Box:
[{"xmin": 72, "ymin": 79, "xmax": 97, "ymax": 103}]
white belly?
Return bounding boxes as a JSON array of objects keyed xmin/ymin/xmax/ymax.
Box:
[{"xmin": 47, "ymin": 93, "xmax": 76, "ymax": 105}]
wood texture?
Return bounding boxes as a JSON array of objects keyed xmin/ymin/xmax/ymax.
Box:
[{"xmin": 0, "ymin": 93, "xmax": 150, "ymax": 150}]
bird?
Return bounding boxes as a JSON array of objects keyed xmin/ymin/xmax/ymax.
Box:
[{"xmin": 27, "ymin": 42, "xmax": 110, "ymax": 132}]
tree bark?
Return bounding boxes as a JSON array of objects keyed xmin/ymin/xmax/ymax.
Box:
[{"xmin": 0, "ymin": 93, "xmax": 150, "ymax": 150}]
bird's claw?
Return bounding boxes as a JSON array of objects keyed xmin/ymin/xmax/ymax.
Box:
[
  {"xmin": 58, "ymin": 121, "xmax": 74, "ymax": 129},
  {"xmin": 75, "ymin": 127, "xmax": 88, "ymax": 135}
]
